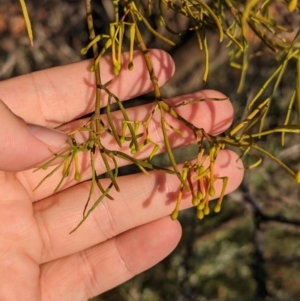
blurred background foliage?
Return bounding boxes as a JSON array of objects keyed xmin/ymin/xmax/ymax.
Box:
[{"xmin": 1, "ymin": 0, "xmax": 300, "ymax": 300}]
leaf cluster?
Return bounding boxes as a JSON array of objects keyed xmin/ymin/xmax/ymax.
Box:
[{"xmin": 19, "ymin": 0, "xmax": 300, "ymax": 232}]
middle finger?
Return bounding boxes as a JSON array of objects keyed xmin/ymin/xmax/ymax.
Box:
[{"xmin": 19, "ymin": 90, "xmax": 234, "ymax": 201}]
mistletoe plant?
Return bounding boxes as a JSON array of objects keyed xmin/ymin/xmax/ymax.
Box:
[{"xmin": 19, "ymin": 0, "xmax": 300, "ymax": 233}]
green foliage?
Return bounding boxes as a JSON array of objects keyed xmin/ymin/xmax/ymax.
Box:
[{"xmin": 20, "ymin": 0, "xmax": 300, "ymax": 232}]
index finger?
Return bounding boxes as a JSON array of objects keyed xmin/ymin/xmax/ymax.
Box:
[{"xmin": 0, "ymin": 49, "xmax": 174, "ymax": 128}]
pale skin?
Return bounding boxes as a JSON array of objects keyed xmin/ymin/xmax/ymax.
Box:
[{"xmin": 0, "ymin": 49, "xmax": 244, "ymax": 300}]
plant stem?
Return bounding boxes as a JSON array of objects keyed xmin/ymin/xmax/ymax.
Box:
[{"xmin": 85, "ymin": 0, "xmax": 102, "ymax": 132}]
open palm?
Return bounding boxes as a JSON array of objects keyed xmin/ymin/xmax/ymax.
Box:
[{"xmin": 0, "ymin": 50, "xmax": 243, "ymax": 300}]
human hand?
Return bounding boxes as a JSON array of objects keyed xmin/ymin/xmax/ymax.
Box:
[{"xmin": 0, "ymin": 50, "xmax": 243, "ymax": 300}]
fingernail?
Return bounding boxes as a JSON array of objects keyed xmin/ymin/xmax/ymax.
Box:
[{"xmin": 28, "ymin": 124, "xmax": 68, "ymax": 147}]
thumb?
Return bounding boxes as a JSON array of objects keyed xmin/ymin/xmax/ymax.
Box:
[{"xmin": 0, "ymin": 99, "xmax": 68, "ymax": 172}]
